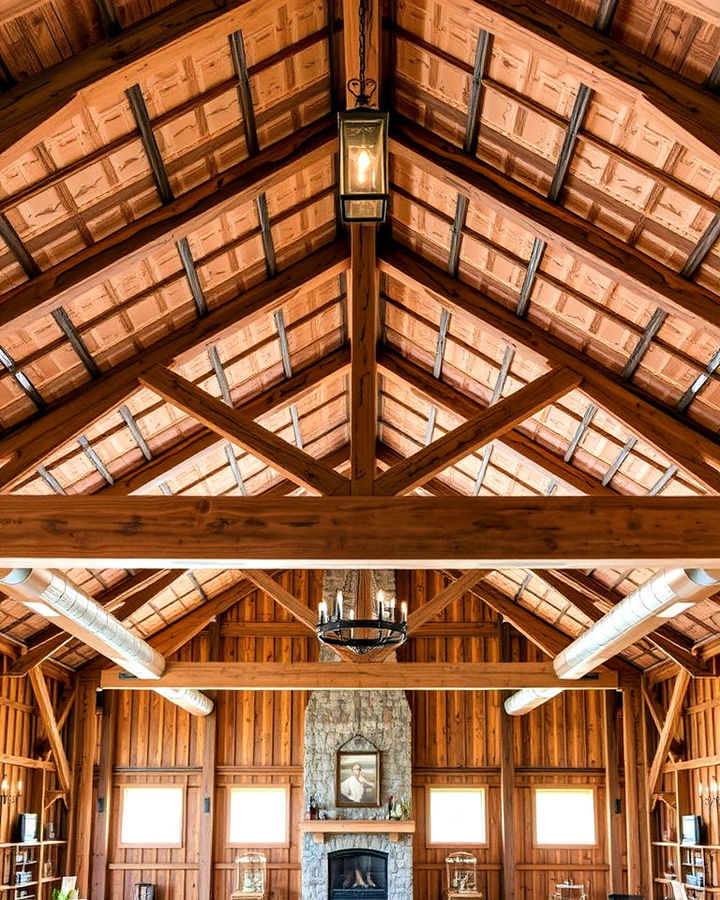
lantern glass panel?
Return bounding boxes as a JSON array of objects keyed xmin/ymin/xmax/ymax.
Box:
[{"xmin": 339, "ymin": 111, "xmax": 388, "ymax": 222}]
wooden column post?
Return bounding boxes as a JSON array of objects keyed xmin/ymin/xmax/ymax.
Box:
[
  {"xmin": 621, "ymin": 675, "xmax": 651, "ymax": 895},
  {"xmin": 91, "ymin": 690, "xmax": 115, "ymax": 900},
  {"xmin": 198, "ymin": 620, "xmax": 219, "ymax": 900},
  {"xmin": 499, "ymin": 623, "xmax": 516, "ymax": 900},
  {"xmin": 69, "ymin": 672, "xmax": 100, "ymax": 899},
  {"xmin": 343, "ymin": 0, "xmax": 381, "ymax": 495},
  {"xmin": 603, "ymin": 690, "xmax": 623, "ymax": 894}
]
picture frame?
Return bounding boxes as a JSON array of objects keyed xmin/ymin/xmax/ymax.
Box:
[{"xmin": 336, "ymin": 750, "xmax": 381, "ymax": 808}]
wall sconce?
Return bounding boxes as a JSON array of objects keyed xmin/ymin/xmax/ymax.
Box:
[
  {"xmin": 0, "ymin": 772, "xmax": 22, "ymax": 804},
  {"xmin": 698, "ymin": 778, "xmax": 719, "ymax": 806}
]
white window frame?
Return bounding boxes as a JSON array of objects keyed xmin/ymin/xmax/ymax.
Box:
[
  {"xmin": 533, "ymin": 786, "xmax": 598, "ymax": 848},
  {"xmin": 227, "ymin": 784, "xmax": 290, "ymax": 848},
  {"xmin": 426, "ymin": 786, "xmax": 488, "ymax": 847},
  {"xmin": 118, "ymin": 784, "xmax": 185, "ymax": 848}
]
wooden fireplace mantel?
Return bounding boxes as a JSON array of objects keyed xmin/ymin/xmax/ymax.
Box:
[{"xmin": 298, "ymin": 820, "xmax": 416, "ymax": 844}]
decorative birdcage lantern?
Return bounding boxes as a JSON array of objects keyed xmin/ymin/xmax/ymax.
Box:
[
  {"xmin": 230, "ymin": 853, "xmax": 267, "ymax": 899},
  {"xmin": 445, "ymin": 852, "xmax": 482, "ymax": 897}
]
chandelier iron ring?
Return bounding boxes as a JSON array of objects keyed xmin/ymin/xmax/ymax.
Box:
[{"xmin": 315, "ymin": 616, "xmax": 408, "ymax": 655}]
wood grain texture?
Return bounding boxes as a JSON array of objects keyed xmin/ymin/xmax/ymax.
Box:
[
  {"xmin": 389, "ymin": 118, "xmax": 720, "ymax": 332},
  {"xmin": 380, "ymin": 242, "xmax": 720, "ymax": 494},
  {"xmin": 374, "ymin": 367, "xmax": 581, "ymax": 495},
  {"xmin": 0, "ymin": 118, "xmax": 335, "ymax": 333},
  {"xmin": 446, "ymin": 0, "xmax": 720, "ymax": 160},
  {"xmin": 0, "ymin": 241, "xmax": 349, "ymax": 492},
  {"xmin": 99, "ymin": 661, "xmax": 619, "ymax": 690},
  {"xmin": 140, "ymin": 366, "xmax": 351, "ymax": 496},
  {"xmin": 4, "ymin": 496, "xmax": 720, "ymax": 566}
]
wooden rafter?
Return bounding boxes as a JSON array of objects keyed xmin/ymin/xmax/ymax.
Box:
[
  {"xmin": 454, "ymin": 0, "xmax": 720, "ymax": 160},
  {"xmin": 0, "ymin": 240, "xmax": 349, "ymax": 492},
  {"xmin": 104, "ymin": 348, "xmax": 350, "ymax": 496},
  {"xmin": 378, "ymin": 349, "xmax": 614, "ymax": 497},
  {"xmin": 140, "ymin": 366, "xmax": 351, "ymax": 496},
  {"xmin": 643, "ymin": 682, "xmax": 683, "ymax": 759},
  {"xmin": 648, "ymin": 670, "xmax": 691, "ymax": 795},
  {"xmin": 389, "ymin": 118, "xmax": 720, "ymax": 332},
  {"xmin": 374, "ymin": 367, "xmax": 581, "ymax": 495},
  {"xmin": 28, "ymin": 669, "xmax": 71, "ymax": 794},
  {"xmin": 379, "ymin": 242, "xmax": 720, "ymax": 495},
  {"xmin": 4, "ymin": 496, "xmax": 720, "ymax": 567},
  {"xmin": 0, "ymin": 119, "xmax": 335, "ymax": 334},
  {"xmin": 0, "ymin": 0, "xmax": 270, "ymax": 165},
  {"xmin": 99, "ymin": 660, "xmax": 620, "ymax": 690}
]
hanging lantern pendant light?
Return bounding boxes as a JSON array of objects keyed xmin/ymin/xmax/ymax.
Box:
[{"xmin": 338, "ymin": 0, "xmax": 389, "ymax": 223}]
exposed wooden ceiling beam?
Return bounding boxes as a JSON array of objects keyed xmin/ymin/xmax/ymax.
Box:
[
  {"xmin": 4, "ymin": 496, "xmax": 720, "ymax": 567},
  {"xmin": 0, "ymin": 240, "xmax": 349, "ymax": 493},
  {"xmin": 389, "ymin": 118, "xmax": 720, "ymax": 332},
  {"xmin": 84, "ymin": 575, "xmax": 266, "ymax": 671},
  {"xmin": 459, "ymin": 0, "xmax": 720, "ymax": 160},
  {"xmin": 379, "ymin": 242, "xmax": 720, "ymax": 495},
  {"xmin": 374, "ymin": 366, "xmax": 581, "ymax": 495},
  {"xmin": 548, "ymin": 570, "xmax": 697, "ymax": 654},
  {"xmin": 139, "ymin": 366, "xmax": 350, "ymax": 496},
  {"xmin": 349, "ymin": 225, "xmax": 379, "ymax": 494},
  {"xmin": 220, "ymin": 619, "xmax": 498, "ymax": 637},
  {"xmin": 0, "ymin": 0, "xmax": 269, "ymax": 166},
  {"xmin": 99, "ymin": 660, "xmax": 619, "ymax": 690},
  {"xmin": 28, "ymin": 669, "xmax": 71, "ymax": 794},
  {"xmin": 0, "ymin": 118, "xmax": 335, "ymax": 334},
  {"xmin": 105, "ymin": 348, "xmax": 350, "ymax": 496},
  {"xmin": 648, "ymin": 669, "xmax": 691, "ymax": 795},
  {"xmin": 378, "ymin": 349, "xmax": 613, "ymax": 497},
  {"xmin": 364, "ymin": 569, "xmax": 492, "ymax": 661},
  {"xmin": 342, "ymin": 0, "xmax": 381, "ymax": 494}
]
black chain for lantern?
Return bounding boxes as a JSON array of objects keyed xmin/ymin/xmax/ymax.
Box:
[{"xmin": 347, "ymin": 0, "xmax": 376, "ymax": 107}]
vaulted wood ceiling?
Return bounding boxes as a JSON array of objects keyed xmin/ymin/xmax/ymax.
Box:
[{"xmin": 0, "ymin": 0, "xmax": 719, "ymax": 678}]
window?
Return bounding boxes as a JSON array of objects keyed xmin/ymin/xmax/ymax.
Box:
[
  {"xmin": 534, "ymin": 787, "xmax": 597, "ymax": 846},
  {"xmin": 228, "ymin": 785, "xmax": 289, "ymax": 846},
  {"xmin": 119, "ymin": 785, "xmax": 184, "ymax": 847},
  {"xmin": 427, "ymin": 787, "xmax": 487, "ymax": 845}
]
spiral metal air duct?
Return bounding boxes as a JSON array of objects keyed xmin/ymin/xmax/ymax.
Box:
[
  {"xmin": 505, "ymin": 567, "xmax": 720, "ymax": 717},
  {"xmin": 1, "ymin": 568, "xmax": 213, "ymax": 717}
]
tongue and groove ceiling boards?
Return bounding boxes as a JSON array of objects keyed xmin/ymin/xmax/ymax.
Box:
[{"xmin": 0, "ymin": 0, "xmax": 718, "ymax": 678}]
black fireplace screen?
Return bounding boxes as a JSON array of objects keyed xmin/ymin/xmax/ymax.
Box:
[{"xmin": 328, "ymin": 849, "xmax": 388, "ymax": 900}]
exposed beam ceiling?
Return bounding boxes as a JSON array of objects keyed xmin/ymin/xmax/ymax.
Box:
[
  {"xmin": 0, "ymin": 240, "xmax": 349, "ymax": 492},
  {"xmin": 379, "ymin": 242, "xmax": 720, "ymax": 494},
  {"xmin": 461, "ymin": 0, "xmax": 720, "ymax": 160},
  {"xmin": 390, "ymin": 118, "xmax": 720, "ymax": 332},
  {"xmin": 4, "ymin": 497, "xmax": 720, "ymax": 567},
  {"xmin": 99, "ymin": 660, "xmax": 620, "ymax": 690}
]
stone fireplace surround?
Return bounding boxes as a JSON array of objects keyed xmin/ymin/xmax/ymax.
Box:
[{"xmin": 301, "ymin": 571, "xmax": 413, "ymax": 900}]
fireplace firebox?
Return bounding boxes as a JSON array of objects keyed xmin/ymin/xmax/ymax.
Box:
[{"xmin": 328, "ymin": 849, "xmax": 388, "ymax": 900}]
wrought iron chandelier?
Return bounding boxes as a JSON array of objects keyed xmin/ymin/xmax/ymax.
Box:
[
  {"xmin": 315, "ymin": 571, "xmax": 407, "ymax": 655},
  {"xmin": 337, "ymin": 0, "xmax": 389, "ymax": 223}
]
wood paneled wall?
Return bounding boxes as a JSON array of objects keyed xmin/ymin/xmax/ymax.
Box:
[
  {"xmin": 72, "ymin": 570, "xmax": 623, "ymax": 900},
  {"xmin": 0, "ymin": 656, "xmax": 71, "ymax": 845}
]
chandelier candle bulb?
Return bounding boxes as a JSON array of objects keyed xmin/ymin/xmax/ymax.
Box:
[
  {"xmin": 318, "ymin": 601, "xmax": 327, "ymax": 623},
  {"xmin": 336, "ymin": 590, "xmax": 343, "ymax": 619},
  {"xmin": 401, "ymin": 601, "xmax": 407, "ymax": 623}
]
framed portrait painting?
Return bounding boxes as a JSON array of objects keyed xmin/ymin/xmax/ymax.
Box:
[{"xmin": 336, "ymin": 750, "xmax": 381, "ymax": 808}]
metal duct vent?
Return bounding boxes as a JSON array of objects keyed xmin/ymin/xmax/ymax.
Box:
[
  {"xmin": 505, "ymin": 567, "xmax": 720, "ymax": 717},
  {"xmin": 1, "ymin": 568, "xmax": 213, "ymax": 717}
]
